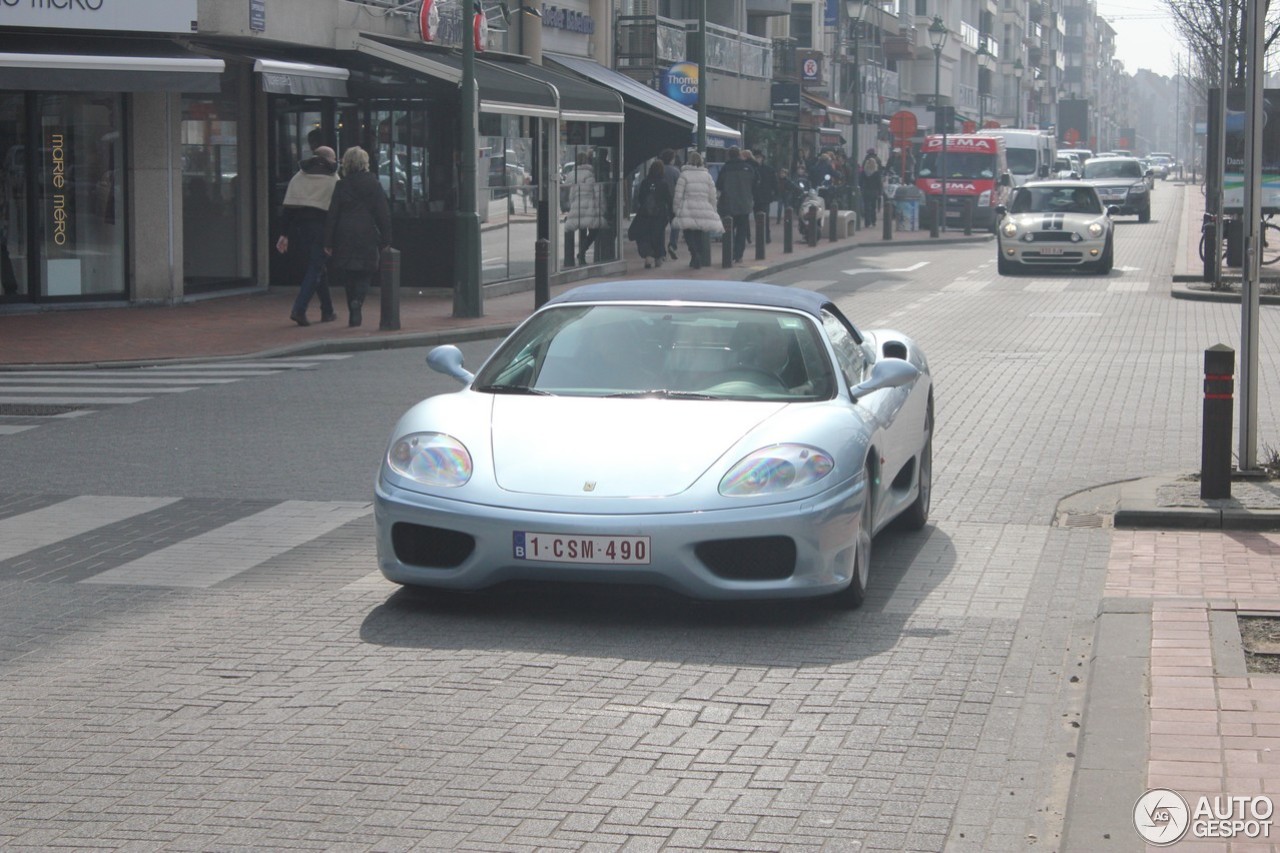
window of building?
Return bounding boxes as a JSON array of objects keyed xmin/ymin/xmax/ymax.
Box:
[{"xmin": 791, "ymin": 3, "xmax": 813, "ymax": 49}]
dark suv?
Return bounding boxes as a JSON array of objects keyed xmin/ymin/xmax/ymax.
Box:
[{"xmin": 1077, "ymin": 156, "xmax": 1152, "ymax": 222}]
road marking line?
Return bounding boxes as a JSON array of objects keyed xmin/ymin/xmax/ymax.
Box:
[
  {"xmin": 0, "ymin": 496, "xmax": 181, "ymax": 562},
  {"xmin": 1024, "ymin": 280, "xmax": 1070, "ymax": 293},
  {"xmin": 0, "ymin": 425, "xmax": 36, "ymax": 435},
  {"xmin": 0, "ymin": 385, "xmax": 197, "ymax": 395},
  {"xmin": 0, "ymin": 395, "xmax": 147, "ymax": 405},
  {"xmin": 840, "ymin": 261, "xmax": 928, "ymax": 275},
  {"xmin": 1106, "ymin": 280, "xmax": 1149, "ymax": 293},
  {"xmin": 942, "ymin": 280, "xmax": 989, "ymax": 293},
  {"xmin": 790, "ymin": 280, "xmax": 839, "ymax": 289},
  {"xmin": 82, "ymin": 500, "xmax": 373, "ymax": 588}
]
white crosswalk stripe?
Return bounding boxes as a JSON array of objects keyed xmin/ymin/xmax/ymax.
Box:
[
  {"xmin": 0, "ymin": 496, "xmax": 181, "ymax": 562},
  {"xmin": 81, "ymin": 500, "xmax": 373, "ymax": 588},
  {"xmin": 1024, "ymin": 280, "xmax": 1070, "ymax": 293},
  {"xmin": 0, "ymin": 356, "xmax": 350, "ymax": 438},
  {"xmin": 942, "ymin": 280, "xmax": 989, "ymax": 293}
]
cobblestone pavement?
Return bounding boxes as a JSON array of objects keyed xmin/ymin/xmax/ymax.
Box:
[{"xmin": 6, "ymin": 182, "xmax": 1280, "ymax": 850}]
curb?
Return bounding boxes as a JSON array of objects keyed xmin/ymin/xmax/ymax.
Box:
[{"xmin": 1114, "ymin": 506, "xmax": 1280, "ymax": 531}]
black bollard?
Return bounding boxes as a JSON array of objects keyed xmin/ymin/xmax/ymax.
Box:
[
  {"xmin": 379, "ymin": 246, "xmax": 401, "ymax": 331},
  {"xmin": 534, "ymin": 238, "xmax": 550, "ymax": 308},
  {"xmin": 829, "ymin": 202, "xmax": 839, "ymax": 242},
  {"xmin": 564, "ymin": 229, "xmax": 576, "ymax": 267},
  {"xmin": 963, "ymin": 198, "xmax": 973, "ymax": 236},
  {"xmin": 783, "ymin": 207, "xmax": 793, "ymax": 254},
  {"xmin": 929, "ymin": 198, "xmax": 940, "ymax": 238},
  {"xmin": 755, "ymin": 212, "xmax": 766, "ymax": 260},
  {"xmin": 1201, "ymin": 344, "xmax": 1235, "ymax": 499},
  {"xmin": 721, "ymin": 217, "xmax": 733, "ymax": 268},
  {"xmin": 807, "ymin": 207, "xmax": 818, "ymax": 247},
  {"xmin": 882, "ymin": 200, "xmax": 893, "ymax": 241}
]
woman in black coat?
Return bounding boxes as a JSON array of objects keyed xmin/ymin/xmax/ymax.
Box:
[
  {"xmin": 629, "ymin": 160, "xmax": 673, "ymax": 269},
  {"xmin": 324, "ymin": 146, "xmax": 391, "ymax": 327}
]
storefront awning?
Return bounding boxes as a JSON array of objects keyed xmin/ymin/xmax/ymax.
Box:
[
  {"xmin": 803, "ymin": 92, "xmax": 853, "ymax": 122},
  {"xmin": 253, "ymin": 59, "xmax": 349, "ymax": 98},
  {"xmin": 490, "ymin": 60, "xmax": 625, "ymax": 124},
  {"xmin": 0, "ymin": 52, "xmax": 224, "ymax": 92},
  {"xmin": 547, "ymin": 53, "xmax": 741, "ymax": 149},
  {"xmin": 355, "ymin": 36, "xmax": 559, "ymax": 119}
]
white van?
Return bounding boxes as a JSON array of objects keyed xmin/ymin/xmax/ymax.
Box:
[{"xmin": 976, "ymin": 128, "xmax": 1056, "ymax": 187}]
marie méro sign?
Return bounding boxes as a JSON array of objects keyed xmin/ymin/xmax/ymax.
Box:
[{"xmin": 0, "ymin": 0, "xmax": 199, "ymax": 34}]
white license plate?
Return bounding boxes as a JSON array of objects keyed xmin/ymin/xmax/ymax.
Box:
[
  {"xmin": 514, "ymin": 531, "xmax": 651, "ymax": 565},
  {"xmin": 1039, "ymin": 247, "xmax": 1064, "ymax": 255}
]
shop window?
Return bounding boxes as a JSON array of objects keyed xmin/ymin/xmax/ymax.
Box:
[
  {"xmin": 0, "ymin": 94, "xmax": 27, "ymax": 298},
  {"xmin": 36, "ymin": 92, "xmax": 125, "ymax": 297},
  {"xmin": 182, "ymin": 66, "xmax": 253, "ymax": 290}
]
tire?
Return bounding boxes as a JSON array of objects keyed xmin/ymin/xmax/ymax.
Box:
[
  {"xmin": 899, "ymin": 398, "xmax": 933, "ymax": 531},
  {"xmin": 1138, "ymin": 206, "xmax": 1151, "ymax": 224},
  {"xmin": 997, "ymin": 253, "xmax": 1017, "ymax": 276},
  {"xmin": 1095, "ymin": 237, "xmax": 1114, "ymax": 274},
  {"xmin": 831, "ymin": 464, "xmax": 873, "ymax": 609}
]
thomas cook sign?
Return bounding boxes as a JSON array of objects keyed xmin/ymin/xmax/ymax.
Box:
[
  {"xmin": 0, "ymin": 0, "xmax": 198, "ymax": 33},
  {"xmin": 662, "ymin": 63, "xmax": 699, "ymax": 107}
]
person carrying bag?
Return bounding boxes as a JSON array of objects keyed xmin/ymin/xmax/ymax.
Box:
[{"xmin": 324, "ymin": 147, "xmax": 391, "ymax": 327}]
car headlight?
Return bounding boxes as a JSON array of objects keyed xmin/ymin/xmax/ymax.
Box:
[
  {"xmin": 719, "ymin": 444, "xmax": 835, "ymax": 497},
  {"xmin": 1087, "ymin": 222, "xmax": 1105, "ymax": 237},
  {"xmin": 978, "ymin": 190, "xmax": 992, "ymax": 207},
  {"xmin": 387, "ymin": 432, "xmax": 473, "ymax": 487},
  {"xmin": 1130, "ymin": 182, "xmax": 1147, "ymax": 194},
  {"xmin": 1000, "ymin": 221, "xmax": 1018, "ymax": 238}
]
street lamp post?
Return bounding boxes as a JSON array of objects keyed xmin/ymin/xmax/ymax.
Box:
[
  {"xmin": 847, "ymin": 0, "xmax": 864, "ymax": 225},
  {"xmin": 1013, "ymin": 58, "xmax": 1024, "ymax": 128},
  {"xmin": 928, "ymin": 15, "xmax": 948, "ymax": 234},
  {"xmin": 976, "ymin": 42, "xmax": 992, "ymax": 128}
]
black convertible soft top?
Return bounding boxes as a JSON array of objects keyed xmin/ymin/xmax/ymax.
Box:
[{"xmin": 547, "ymin": 279, "xmax": 837, "ymax": 320}]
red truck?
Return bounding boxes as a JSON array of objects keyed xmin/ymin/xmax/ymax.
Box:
[{"xmin": 915, "ymin": 134, "xmax": 1012, "ymax": 231}]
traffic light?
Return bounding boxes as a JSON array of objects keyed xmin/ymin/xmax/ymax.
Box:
[{"xmin": 934, "ymin": 105, "xmax": 955, "ymax": 133}]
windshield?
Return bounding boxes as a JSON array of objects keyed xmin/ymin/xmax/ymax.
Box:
[
  {"xmin": 1081, "ymin": 159, "xmax": 1144, "ymax": 179},
  {"xmin": 1009, "ymin": 186, "xmax": 1102, "ymax": 215},
  {"xmin": 917, "ymin": 152, "xmax": 997, "ymax": 179},
  {"xmin": 1005, "ymin": 148, "xmax": 1038, "ymax": 175},
  {"xmin": 472, "ymin": 304, "xmax": 837, "ymax": 401}
]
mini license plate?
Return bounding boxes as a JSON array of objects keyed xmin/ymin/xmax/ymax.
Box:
[
  {"xmin": 1039, "ymin": 247, "xmax": 1064, "ymax": 255},
  {"xmin": 514, "ymin": 531, "xmax": 651, "ymax": 565}
]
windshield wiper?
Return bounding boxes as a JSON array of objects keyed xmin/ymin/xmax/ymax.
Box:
[
  {"xmin": 605, "ymin": 389, "xmax": 719, "ymax": 400},
  {"xmin": 474, "ymin": 384, "xmax": 555, "ymax": 396}
]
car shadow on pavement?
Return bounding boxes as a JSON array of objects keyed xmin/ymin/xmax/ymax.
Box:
[{"xmin": 357, "ymin": 525, "xmax": 952, "ymax": 667}]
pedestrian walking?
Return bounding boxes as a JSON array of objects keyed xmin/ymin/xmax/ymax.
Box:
[
  {"xmin": 276, "ymin": 145, "xmax": 339, "ymax": 326},
  {"xmin": 753, "ymin": 151, "xmax": 777, "ymax": 243},
  {"xmin": 715, "ymin": 147, "xmax": 755, "ymax": 263},
  {"xmin": 323, "ymin": 146, "xmax": 391, "ymax": 328},
  {"xmin": 671, "ymin": 151, "xmax": 721, "ymax": 269},
  {"xmin": 860, "ymin": 148, "xmax": 883, "ymax": 227},
  {"xmin": 562, "ymin": 150, "xmax": 606, "ymax": 266},
  {"xmin": 628, "ymin": 160, "xmax": 672, "ymax": 268},
  {"xmin": 660, "ymin": 149, "xmax": 682, "ymax": 260}
]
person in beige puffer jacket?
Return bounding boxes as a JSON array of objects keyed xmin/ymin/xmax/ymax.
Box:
[{"xmin": 672, "ymin": 151, "xmax": 722, "ymax": 269}]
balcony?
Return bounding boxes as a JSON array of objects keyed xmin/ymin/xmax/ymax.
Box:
[
  {"xmin": 615, "ymin": 16, "xmax": 772, "ymax": 81},
  {"xmin": 773, "ymin": 38, "xmax": 798, "ymax": 81},
  {"xmin": 883, "ymin": 28, "xmax": 916, "ymax": 60}
]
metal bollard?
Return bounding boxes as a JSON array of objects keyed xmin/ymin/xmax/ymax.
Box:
[
  {"xmin": 807, "ymin": 207, "xmax": 818, "ymax": 247},
  {"xmin": 564, "ymin": 229, "xmax": 576, "ymax": 267},
  {"xmin": 829, "ymin": 203, "xmax": 839, "ymax": 242},
  {"xmin": 379, "ymin": 246, "xmax": 401, "ymax": 331},
  {"xmin": 721, "ymin": 217, "xmax": 733, "ymax": 268},
  {"xmin": 963, "ymin": 198, "xmax": 973, "ymax": 236},
  {"xmin": 929, "ymin": 198, "xmax": 940, "ymax": 238},
  {"xmin": 755, "ymin": 211, "xmax": 766, "ymax": 260},
  {"xmin": 534, "ymin": 238, "xmax": 550, "ymax": 308},
  {"xmin": 1201, "ymin": 344, "xmax": 1235, "ymax": 499},
  {"xmin": 783, "ymin": 207, "xmax": 793, "ymax": 254},
  {"xmin": 882, "ymin": 200, "xmax": 893, "ymax": 241}
]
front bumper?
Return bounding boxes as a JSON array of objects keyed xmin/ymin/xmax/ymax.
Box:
[
  {"xmin": 374, "ymin": 476, "xmax": 867, "ymax": 600},
  {"xmin": 999, "ymin": 233, "xmax": 1107, "ymax": 267}
]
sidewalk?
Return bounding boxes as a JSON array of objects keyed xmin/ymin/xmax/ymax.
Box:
[{"xmin": 0, "ymin": 216, "xmax": 981, "ymax": 368}]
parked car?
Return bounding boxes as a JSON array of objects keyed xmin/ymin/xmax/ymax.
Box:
[
  {"xmin": 1077, "ymin": 155, "xmax": 1152, "ymax": 222},
  {"xmin": 1053, "ymin": 155, "xmax": 1080, "ymax": 179},
  {"xmin": 374, "ymin": 280, "xmax": 934, "ymax": 607},
  {"xmin": 995, "ymin": 181, "xmax": 1116, "ymax": 274}
]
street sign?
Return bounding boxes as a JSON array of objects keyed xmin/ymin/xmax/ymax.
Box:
[{"xmin": 889, "ymin": 110, "xmax": 917, "ymax": 140}]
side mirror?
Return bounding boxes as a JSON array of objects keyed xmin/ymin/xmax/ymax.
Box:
[
  {"xmin": 1106, "ymin": 205, "xmax": 1121, "ymax": 217},
  {"xmin": 850, "ymin": 357, "xmax": 920, "ymax": 401},
  {"xmin": 995, "ymin": 204, "xmax": 1008, "ymax": 217},
  {"xmin": 999, "ymin": 173, "xmax": 1012, "ymax": 187},
  {"xmin": 426, "ymin": 345, "xmax": 475, "ymax": 384}
]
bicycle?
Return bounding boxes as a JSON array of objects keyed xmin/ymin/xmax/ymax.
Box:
[{"xmin": 1199, "ymin": 212, "xmax": 1280, "ymax": 267}]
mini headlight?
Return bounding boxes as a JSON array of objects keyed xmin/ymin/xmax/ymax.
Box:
[
  {"xmin": 1087, "ymin": 222, "xmax": 1105, "ymax": 237},
  {"xmin": 1130, "ymin": 182, "xmax": 1147, "ymax": 194},
  {"xmin": 720, "ymin": 444, "xmax": 835, "ymax": 497},
  {"xmin": 1000, "ymin": 221, "xmax": 1018, "ymax": 238},
  {"xmin": 387, "ymin": 432, "xmax": 473, "ymax": 487}
]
